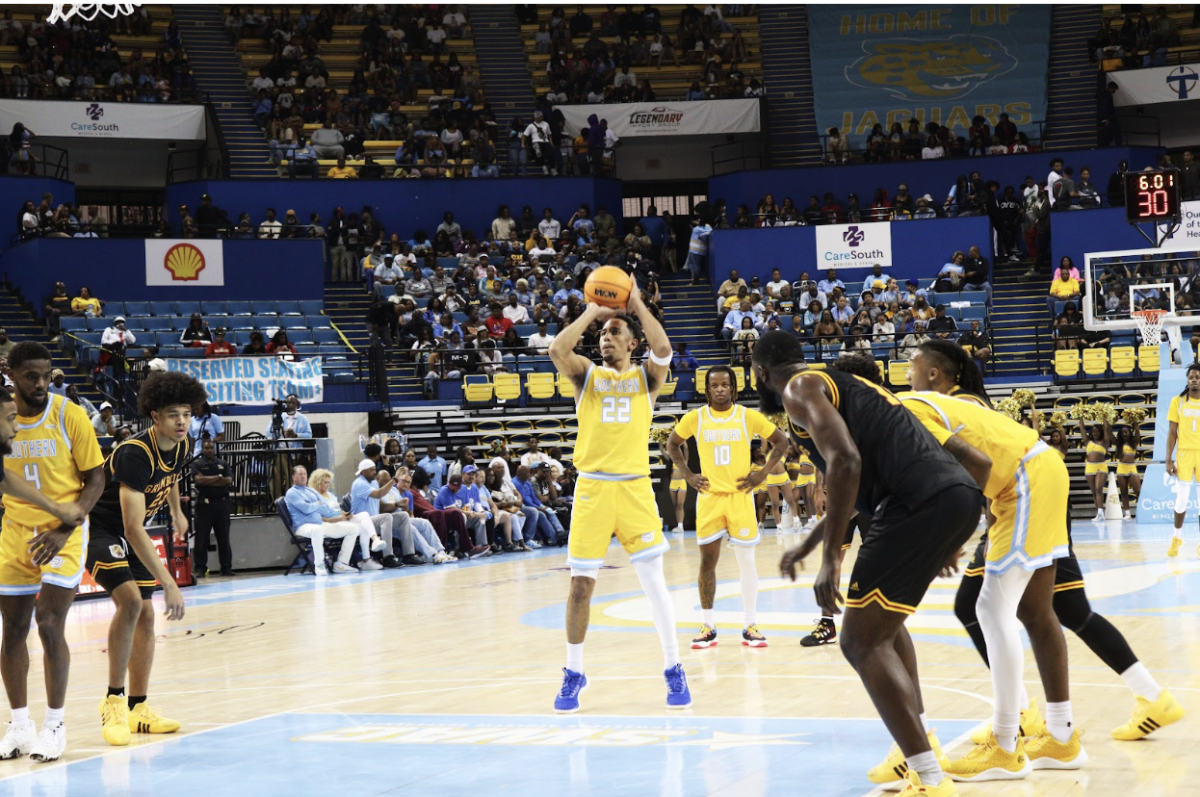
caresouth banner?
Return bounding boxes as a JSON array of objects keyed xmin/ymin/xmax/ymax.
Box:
[
  {"xmin": 814, "ymin": 221, "xmax": 893, "ymax": 268},
  {"xmin": 165, "ymin": 357, "xmax": 325, "ymax": 405},
  {"xmin": 1111, "ymin": 65, "xmax": 1200, "ymax": 106},
  {"xmin": 145, "ymin": 240, "xmax": 225, "ymax": 287},
  {"xmin": 808, "ymin": 5, "xmax": 1051, "ymax": 137},
  {"xmin": 557, "ymin": 98, "xmax": 760, "ymax": 138},
  {"xmin": 0, "ymin": 99, "xmax": 205, "ymax": 140}
]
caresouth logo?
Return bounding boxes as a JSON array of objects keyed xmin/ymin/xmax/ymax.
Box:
[
  {"xmin": 627, "ymin": 105, "xmax": 686, "ymax": 132},
  {"xmin": 71, "ymin": 103, "xmax": 120, "ymax": 135},
  {"xmin": 163, "ymin": 243, "xmax": 206, "ymax": 281},
  {"xmin": 843, "ymin": 226, "xmax": 866, "ymax": 247}
]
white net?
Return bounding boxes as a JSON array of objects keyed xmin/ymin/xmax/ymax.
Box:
[
  {"xmin": 48, "ymin": 3, "xmax": 140, "ymax": 24},
  {"xmin": 1133, "ymin": 309, "xmax": 1167, "ymax": 347}
]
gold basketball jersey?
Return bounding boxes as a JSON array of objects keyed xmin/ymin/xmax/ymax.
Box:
[
  {"xmin": 573, "ymin": 364, "xmax": 653, "ymax": 477},
  {"xmin": 674, "ymin": 404, "xmax": 775, "ymax": 494}
]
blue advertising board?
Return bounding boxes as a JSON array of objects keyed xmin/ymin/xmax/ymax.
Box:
[{"xmin": 808, "ymin": 5, "xmax": 1051, "ymax": 140}]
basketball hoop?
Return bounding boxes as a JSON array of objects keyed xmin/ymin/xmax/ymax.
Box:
[
  {"xmin": 48, "ymin": 3, "xmax": 140, "ymax": 24},
  {"xmin": 1132, "ymin": 309, "xmax": 1168, "ymax": 347}
]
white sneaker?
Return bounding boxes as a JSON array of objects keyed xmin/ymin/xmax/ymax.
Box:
[
  {"xmin": 528, "ymin": 540, "xmax": 542, "ymax": 549},
  {"xmin": 359, "ymin": 559, "xmax": 383, "ymax": 571},
  {"xmin": 29, "ymin": 723, "xmax": 65, "ymax": 763},
  {"xmin": 432, "ymin": 551, "xmax": 450, "ymax": 564},
  {"xmin": 370, "ymin": 536, "xmax": 386, "ymax": 553},
  {"xmin": 332, "ymin": 561, "xmax": 355, "ymax": 573},
  {"xmin": 672, "ymin": 525, "xmax": 684, "ymax": 534},
  {"xmin": 1123, "ymin": 510, "xmax": 1132, "ymax": 520},
  {"xmin": 1093, "ymin": 509, "xmax": 1106, "ymax": 522},
  {"xmin": 0, "ymin": 719, "xmax": 36, "ymax": 759}
]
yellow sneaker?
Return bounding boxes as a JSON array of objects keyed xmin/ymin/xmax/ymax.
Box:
[
  {"xmin": 896, "ymin": 769, "xmax": 959, "ymax": 796},
  {"xmin": 1026, "ymin": 727, "xmax": 1087, "ymax": 770},
  {"xmin": 968, "ymin": 698, "xmax": 1045, "ymax": 745},
  {"xmin": 1111, "ymin": 689, "xmax": 1185, "ymax": 740},
  {"xmin": 99, "ymin": 695, "xmax": 131, "ymax": 746},
  {"xmin": 945, "ymin": 732, "xmax": 1031, "ymax": 782},
  {"xmin": 866, "ymin": 731, "xmax": 950, "ymax": 784},
  {"xmin": 128, "ymin": 702, "xmax": 181, "ymax": 734},
  {"xmin": 1167, "ymin": 537, "xmax": 1182, "ymax": 557}
]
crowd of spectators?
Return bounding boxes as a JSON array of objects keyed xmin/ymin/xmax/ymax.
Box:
[
  {"xmin": 529, "ymin": 4, "xmax": 763, "ymax": 104},
  {"xmin": 0, "ymin": 8, "xmax": 198, "ymax": 103},
  {"xmin": 825, "ymin": 113, "xmax": 1033, "ymax": 165},
  {"xmin": 17, "ymin": 191, "xmax": 111, "ymax": 239},
  {"xmin": 1090, "ymin": 8, "xmax": 1184, "ymax": 69}
]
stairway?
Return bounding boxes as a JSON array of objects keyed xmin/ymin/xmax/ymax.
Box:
[
  {"xmin": 0, "ymin": 288, "xmax": 106, "ymax": 409},
  {"xmin": 757, "ymin": 5, "xmax": 823, "ymax": 168},
  {"xmin": 657, "ymin": 273, "xmax": 726, "ymax": 369},
  {"xmin": 470, "ymin": 5, "xmax": 538, "ymax": 166},
  {"xmin": 988, "ymin": 258, "xmax": 1053, "ymax": 378},
  {"xmin": 172, "ymin": 4, "xmax": 276, "ymax": 178},
  {"xmin": 322, "ymin": 283, "xmax": 425, "ymax": 403},
  {"xmin": 1045, "ymin": 4, "xmax": 1103, "ymax": 150}
]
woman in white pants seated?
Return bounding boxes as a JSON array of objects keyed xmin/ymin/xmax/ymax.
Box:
[
  {"xmin": 388, "ymin": 468, "xmax": 456, "ymax": 563},
  {"xmin": 303, "ymin": 468, "xmax": 385, "ymax": 572}
]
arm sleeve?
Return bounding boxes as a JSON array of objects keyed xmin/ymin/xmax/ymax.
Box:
[
  {"xmin": 433, "ymin": 488, "xmax": 449, "ymax": 510},
  {"xmin": 673, "ymin": 409, "xmax": 699, "ymax": 440},
  {"xmin": 111, "ymin": 442, "xmax": 155, "ymax": 492},
  {"xmin": 64, "ymin": 401, "xmax": 105, "ymax": 471},
  {"xmin": 297, "ymin": 416, "xmax": 313, "ymax": 438},
  {"xmin": 743, "ymin": 408, "xmax": 778, "ymax": 440}
]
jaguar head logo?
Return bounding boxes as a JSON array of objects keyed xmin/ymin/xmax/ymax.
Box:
[{"xmin": 847, "ymin": 35, "xmax": 1017, "ymax": 101}]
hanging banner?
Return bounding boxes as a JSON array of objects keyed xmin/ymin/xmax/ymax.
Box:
[
  {"xmin": 0, "ymin": 99, "xmax": 206, "ymax": 140},
  {"xmin": 145, "ymin": 239, "xmax": 225, "ymax": 287},
  {"xmin": 814, "ymin": 221, "xmax": 893, "ymax": 268},
  {"xmin": 556, "ymin": 98, "xmax": 760, "ymax": 138},
  {"xmin": 1111, "ymin": 65, "xmax": 1200, "ymax": 106},
  {"xmin": 807, "ymin": 5, "xmax": 1051, "ymax": 138},
  {"xmin": 165, "ymin": 357, "xmax": 325, "ymax": 406}
]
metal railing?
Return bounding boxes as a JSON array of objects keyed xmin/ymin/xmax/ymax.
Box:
[
  {"xmin": 712, "ymin": 139, "xmax": 764, "ymax": 174},
  {"xmin": 181, "ymin": 436, "xmax": 318, "ymax": 516},
  {"xmin": 3, "ymin": 142, "xmax": 70, "ymax": 180},
  {"xmin": 1116, "ymin": 114, "xmax": 1161, "ymax": 148}
]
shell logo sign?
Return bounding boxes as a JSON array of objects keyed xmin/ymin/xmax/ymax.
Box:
[
  {"xmin": 164, "ymin": 243, "xmax": 206, "ymax": 281},
  {"xmin": 145, "ymin": 240, "xmax": 224, "ymax": 286}
]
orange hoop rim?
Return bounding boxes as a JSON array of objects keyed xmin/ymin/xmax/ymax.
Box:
[{"xmin": 1132, "ymin": 309, "xmax": 1168, "ymax": 321}]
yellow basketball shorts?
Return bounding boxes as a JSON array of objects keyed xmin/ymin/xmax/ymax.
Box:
[
  {"xmin": 1176, "ymin": 449, "xmax": 1200, "ymax": 482},
  {"xmin": 567, "ymin": 475, "xmax": 667, "ymax": 570},
  {"xmin": 1116, "ymin": 462, "xmax": 1138, "ymax": 477},
  {"xmin": 1084, "ymin": 460, "xmax": 1109, "ymax": 476},
  {"xmin": 986, "ymin": 445, "xmax": 1070, "ymax": 575},
  {"xmin": 669, "ymin": 479, "xmax": 687, "ymax": 493},
  {"xmin": 0, "ymin": 517, "xmax": 89, "ymax": 595},
  {"xmin": 696, "ymin": 491, "xmax": 759, "ymax": 547}
]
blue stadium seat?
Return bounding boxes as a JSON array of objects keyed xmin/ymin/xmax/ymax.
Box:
[
  {"xmin": 226, "ymin": 300, "xmax": 252, "ymax": 315},
  {"xmin": 1053, "ymin": 301, "xmax": 1068, "ymax": 316},
  {"xmin": 319, "ymin": 344, "xmax": 349, "ymax": 358},
  {"xmin": 451, "ymin": 311, "xmax": 468, "ymax": 322},
  {"xmin": 254, "ymin": 313, "xmax": 280, "ymax": 328},
  {"xmin": 437, "ymin": 257, "xmax": 459, "ymax": 270},
  {"xmin": 307, "ymin": 315, "xmax": 331, "ymax": 329},
  {"xmin": 122, "ymin": 317, "xmax": 148, "ymax": 330},
  {"xmin": 142, "ymin": 317, "xmax": 173, "ymax": 331},
  {"xmin": 288, "ymin": 330, "xmax": 314, "ymax": 345},
  {"xmin": 155, "ymin": 331, "xmax": 179, "ymax": 348},
  {"xmin": 79, "ymin": 332, "xmax": 103, "ymax": 346},
  {"xmin": 283, "ymin": 318, "xmax": 309, "ymax": 330},
  {"xmin": 960, "ymin": 306, "xmax": 987, "ymax": 322},
  {"xmin": 298, "ymin": 300, "xmax": 324, "ymax": 316},
  {"xmin": 60, "ymin": 317, "xmax": 87, "ymax": 331},
  {"xmin": 85, "ymin": 317, "xmax": 107, "ymax": 331},
  {"xmin": 175, "ymin": 301, "xmax": 201, "ymax": 317},
  {"xmin": 201, "ymin": 301, "xmax": 227, "ymax": 315},
  {"xmin": 313, "ymin": 328, "xmax": 341, "ymax": 344},
  {"xmin": 275, "ymin": 300, "xmax": 301, "ymax": 316},
  {"xmin": 514, "ymin": 324, "xmax": 536, "ymax": 337},
  {"xmin": 175, "ymin": 346, "xmax": 205, "ymax": 358},
  {"xmin": 250, "ymin": 300, "xmax": 276, "ymax": 316},
  {"xmin": 229, "ymin": 318, "xmax": 256, "ymax": 331},
  {"xmin": 959, "ymin": 291, "xmax": 987, "ymax": 305},
  {"xmin": 122, "ymin": 301, "xmax": 150, "ymax": 317},
  {"xmin": 295, "ymin": 344, "xmax": 319, "ymax": 357},
  {"xmin": 149, "ymin": 301, "xmax": 175, "ymax": 317},
  {"xmin": 208, "ymin": 315, "xmax": 232, "ymax": 330},
  {"xmin": 844, "ymin": 281, "xmax": 864, "ymax": 296}
]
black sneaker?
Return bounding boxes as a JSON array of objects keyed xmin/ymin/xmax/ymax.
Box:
[
  {"xmin": 219, "ymin": 568, "xmax": 236, "ymax": 577},
  {"xmin": 382, "ymin": 555, "xmax": 403, "ymax": 568},
  {"xmin": 401, "ymin": 554, "xmax": 424, "ymax": 566},
  {"xmin": 800, "ymin": 618, "xmax": 837, "ymax": 647},
  {"xmin": 193, "ymin": 569, "xmax": 206, "ymax": 579}
]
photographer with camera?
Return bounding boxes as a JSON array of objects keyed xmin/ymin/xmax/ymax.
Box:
[{"xmin": 266, "ymin": 395, "xmax": 311, "ymax": 448}]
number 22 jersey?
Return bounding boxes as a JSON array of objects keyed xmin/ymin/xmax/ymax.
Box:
[{"xmin": 573, "ymin": 364, "xmax": 653, "ymax": 477}]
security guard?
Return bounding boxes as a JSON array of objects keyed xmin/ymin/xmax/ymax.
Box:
[{"xmin": 190, "ymin": 437, "xmax": 234, "ymax": 576}]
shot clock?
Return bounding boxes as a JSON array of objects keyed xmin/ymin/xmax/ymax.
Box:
[{"xmin": 1124, "ymin": 170, "xmax": 1182, "ymax": 223}]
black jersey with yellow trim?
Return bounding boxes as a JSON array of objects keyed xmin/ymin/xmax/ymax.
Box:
[
  {"xmin": 89, "ymin": 427, "xmax": 193, "ymax": 533},
  {"xmin": 784, "ymin": 368, "xmax": 974, "ymax": 515}
]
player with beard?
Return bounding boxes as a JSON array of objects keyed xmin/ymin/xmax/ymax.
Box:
[
  {"xmin": 86, "ymin": 372, "xmax": 206, "ymax": 746},
  {"xmin": 752, "ymin": 332, "xmax": 988, "ymax": 797},
  {"xmin": 0, "ymin": 344, "xmax": 105, "ymax": 762}
]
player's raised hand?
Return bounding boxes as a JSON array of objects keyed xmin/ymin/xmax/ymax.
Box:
[
  {"xmin": 625, "ymin": 275, "xmax": 643, "ymax": 314},
  {"xmin": 586, "ymin": 302, "xmax": 618, "ymax": 323}
]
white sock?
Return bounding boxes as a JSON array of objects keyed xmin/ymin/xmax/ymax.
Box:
[
  {"xmin": 919, "ymin": 712, "xmax": 930, "ymax": 734},
  {"xmin": 1173, "ymin": 528, "xmax": 1184, "ymax": 540},
  {"xmin": 566, "ymin": 642, "xmax": 584, "ymax": 674},
  {"xmin": 701, "ymin": 608, "xmax": 714, "ymax": 628},
  {"xmin": 1044, "ymin": 700, "xmax": 1074, "ymax": 743},
  {"xmin": 976, "ymin": 567, "xmax": 1035, "ymax": 753},
  {"xmin": 10, "ymin": 707, "xmax": 28, "ymax": 724},
  {"xmin": 907, "ymin": 749, "xmax": 943, "ymax": 786},
  {"xmin": 43, "ymin": 707, "xmax": 64, "ymax": 728},
  {"xmin": 732, "ymin": 544, "xmax": 758, "ymax": 627},
  {"xmin": 1120, "ymin": 662, "xmax": 1162, "ymax": 701},
  {"xmin": 633, "ymin": 554, "xmax": 681, "ymax": 669},
  {"xmin": 1020, "ymin": 682, "xmax": 1030, "ymax": 709}
]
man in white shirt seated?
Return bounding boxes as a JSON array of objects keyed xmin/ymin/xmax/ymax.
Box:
[
  {"xmin": 502, "ymin": 294, "xmax": 530, "ymax": 324},
  {"xmin": 526, "ymin": 319, "xmax": 556, "ymax": 354},
  {"xmin": 371, "ymin": 255, "xmax": 403, "ymax": 300},
  {"xmin": 538, "ymin": 208, "xmax": 561, "ymax": 240},
  {"xmin": 284, "ymin": 466, "xmax": 377, "ymax": 574}
]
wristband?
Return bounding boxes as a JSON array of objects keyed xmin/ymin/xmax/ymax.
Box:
[{"xmin": 648, "ymin": 350, "xmax": 672, "ymax": 367}]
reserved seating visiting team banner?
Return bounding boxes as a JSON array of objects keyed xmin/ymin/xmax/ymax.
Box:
[{"xmin": 807, "ymin": 5, "xmax": 1051, "ymax": 139}]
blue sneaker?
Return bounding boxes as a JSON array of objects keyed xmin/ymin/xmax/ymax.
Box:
[
  {"xmin": 554, "ymin": 668, "xmax": 588, "ymax": 713},
  {"xmin": 664, "ymin": 663, "xmax": 692, "ymax": 709}
]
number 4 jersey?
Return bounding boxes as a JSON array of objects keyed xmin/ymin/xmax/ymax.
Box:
[
  {"xmin": 2, "ymin": 394, "xmax": 105, "ymax": 529},
  {"xmin": 573, "ymin": 364, "xmax": 654, "ymax": 477}
]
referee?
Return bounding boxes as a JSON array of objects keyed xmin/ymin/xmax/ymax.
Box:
[{"xmin": 191, "ymin": 437, "xmax": 235, "ymax": 576}]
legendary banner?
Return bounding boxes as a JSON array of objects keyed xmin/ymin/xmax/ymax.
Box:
[
  {"xmin": 145, "ymin": 239, "xmax": 225, "ymax": 286},
  {"xmin": 165, "ymin": 357, "xmax": 325, "ymax": 405},
  {"xmin": 808, "ymin": 5, "xmax": 1051, "ymax": 139},
  {"xmin": 0, "ymin": 99, "xmax": 206, "ymax": 141},
  {"xmin": 557, "ymin": 98, "xmax": 760, "ymax": 139}
]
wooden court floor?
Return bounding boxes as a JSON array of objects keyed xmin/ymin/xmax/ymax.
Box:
[{"xmin": 0, "ymin": 519, "xmax": 1195, "ymax": 796}]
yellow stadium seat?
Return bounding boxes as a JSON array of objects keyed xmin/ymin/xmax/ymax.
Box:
[
  {"xmin": 658, "ymin": 379, "xmax": 677, "ymax": 399},
  {"xmin": 508, "ymin": 432, "xmax": 533, "ymax": 446},
  {"xmin": 477, "ymin": 433, "xmax": 506, "ymax": 447},
  {"xmin": 695, "ymin": 367, "xmax": 710, "ymax": 396},
  {"xmin": 533, "ymin": 416, "xmax": 563, "ymax": 429},
  {"xmin": 462, "ymin": 375, "xmax": 493, "ymax": 405},
  {"xmin": 493, "ymin": 373, "xmax": 522, "ymax": 402},
  {"xmin": 556, "ymin": 372, "xmax": 574, "ymax": 400},
  {"xmin": 527, "ymin": 373, "xmax": 557, "ymax": 402},
  {"xmin": 1081, "ymin": 348, "xmax": 1108, "ymax": 377},
  {"xmin": 1053, "ymin": 396, "xmax": 1080, "ymax": 408},
  {"xmin": 1110, "ymin": 347, "xmax": 1136, "ymax": 376},
  {"xmin": 1054, "ymin": 350, "xmax": 1080, "ymax": 378},
  {"xmin": 1138, "ymin": 345, "xmax": 1160, "ymax": 374},
  {"xmin": 653, "ymin": 413, "xmax": 677, "ymax": 426},
  {"xmin": 887, "ymin": 360, "xmax": 909, "ymax": 387},
  {"xmin": 876, "ymin": 360, "xmax": 886, "ymax": 383},
  {"xmin": 1117, "ymin": 392, "xmax": 1144, "ymax": 405}
]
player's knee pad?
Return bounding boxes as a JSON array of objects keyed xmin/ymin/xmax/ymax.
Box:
[
  {"xmin": 569, "ymin": 567, "xmax": 597, "ymax": 580},
  {"xmin": 954, "ymin": 574, "xmax": 983, "ymax": 627},
  {"xmin": 1174, "ymin": 478, "xmax": 1194, "ymax": 513},
  {"xmin": 1052, "ymin": 587, "xmax": 1093, "ymax": 634}
]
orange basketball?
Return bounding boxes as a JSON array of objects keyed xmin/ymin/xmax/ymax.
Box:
[{"xmin": 584, "ymin": 266, "xmax": 633, "ymax": 309}]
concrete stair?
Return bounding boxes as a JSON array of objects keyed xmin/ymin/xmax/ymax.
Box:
[
  {"xmin": 657, "ymin": 273, "xmax": 726, "ymax": 368},
  {"xmin": 0, "ymin": 287, "xmax": 106, "ymax": 408},
  {"xmin": 988, "ymin": 258, "xmax": 1053, "ymax": 377},
  {"xmin": 470, "ymin": 5, "xmax": 537, "ymax": 173},
  {"xmin": 757, "ymin": 4, "xmax": 823, "ymax": 168},
  {"xmin": 1046, "ymin": 4, "xmax": 1103, "ymax": 150},
  {"xmin": 322, "ymin": 283, "xmax": 424, "ymax": 402}
]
